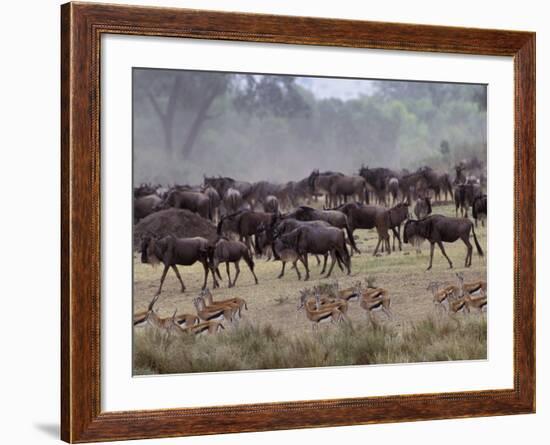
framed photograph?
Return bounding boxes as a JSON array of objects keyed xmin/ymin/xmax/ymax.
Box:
[{"xmin": 61, "ymin": 2, "xmax": 535, "ymax": 442}]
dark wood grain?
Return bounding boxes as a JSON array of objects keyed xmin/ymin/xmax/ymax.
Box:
[{"xmin": 60, "ymin": 2, "xmax": 536, "ymax": 442}]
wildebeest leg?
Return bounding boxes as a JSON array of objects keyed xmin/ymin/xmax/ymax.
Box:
[
  {"xmin": 171, "ymin": 265, "xmax": 186, "ymax": 293},
  {"xmin": 462, "ymin": 236, "xmax": 473, "ymax": 267},
  {"xmin": 427, "ymin": 243, "xmax": 435, "ymax": 270},
  {"xmin": 278, "ymin": 262, "xmax": 286, "ymax": 279},
  {"xmin": 314, "ymin": 255, "xmax": 321, "ymax": 266},
  {"xmin": 321, "ymin": 254, "xmax": 328, "ymax": 274},
  {"xmin": 391, "ymin": 227, "xmax": 402, "ymax": 251},
  {"xmin": 292, "ymin": 261, "xmax": 302, "ymax": 280},
  {"xmin": 302, "ymin": 254, "xmax": 310, "ymax": 281},
  {"xmin": 244, "ymin": 256, "xmax": 259, "ymax": 285},
  {"xmin": 232, "ymin": 261, "xmax": 241, "ymax": 287},
  {"xmin": 156, "ymin": 264, "xmax": 170, "ymax": 295},
  {"xmin": 201, "ymin": 261, "xmax": 212, "ymax": 290},
  {"xmin": 325, "ymin": 250, "xmax": 337, "ymax": 278},
  {"xmin": 373, "ymin": 238, "xmax": 383, "ymax": 256},
  {"xmin": 225, "ymin": 262, "xmax": 232, "ymax": 287},
  {"xmin": 436, "ymin": 241, "xmax": 453, "ymax": 269}
]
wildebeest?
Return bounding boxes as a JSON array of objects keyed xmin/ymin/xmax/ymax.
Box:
[
  {"xmin": 209, "ymin": 237, "xmax": 258, "ymax": 288},
  {"xmin": 134, "ymin": 194, "xmax": 162, "ymax": 222},
  {"xmin": 387, "ymin": 177, "xmax": 399, "ymax": 205},
  {"xmin": 158, "ymin": 189, "xmax": 211, "ymax": 220},
  {"xmin": 358, "ymin": 165, "xmax": 399, "ymax": 205},
  {"xmin": 222, "ymin": 187, "xmax": 243, "ymax": 214},
  {"xmin": 472, "ymin": 195, "xmax": 487, "ymax": 227},
  {"xmin": 262, "ymin": 195, "xmax": 280, "ymax": 214},
  {"xmin": 202, "ymin": 186, "xmax": 221, "ymax": 223},
  {"xmin": 403, "ymin": 214, "xmax": 484, "ymax": 270},
  {"xmin": 218, "ymin": 210, "xmax": 278, "ymax": 252},
  {"xmin": 204, "ymin": 176, "xmax": 254, "ymax": 205},
  {"xmin": 454, "ymin": 183, "xmax": 482, "ymax": 217},
  {"xmin": 336, "ymin": 202, "xmax": 409, "ymax": 254},
  {"xmin": 278, "ymin": 225, "xmax": 351, "ymax": 280},
  {"xmin": 271, "ymin": 237, "xmax": 305, "ymax": 280},
  {"xmin": 307, "ymin": 170, "xmax": 344, "ymax": 207},
  {"xmin": 140, "ymin": 235, "xmax": 216, "ymax": 295},
  {"xmin": 285, "ymin": 205, "xmax": 360, "ymax": 254},
  {"xmin": 414, "ymin": 196, "xmax": 432, "ymax": 219}
]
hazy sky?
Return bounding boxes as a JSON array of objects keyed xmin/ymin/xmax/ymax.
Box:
[{"xmin": 298, "ymin": 77, "xmax": 375, "ymax": 100}]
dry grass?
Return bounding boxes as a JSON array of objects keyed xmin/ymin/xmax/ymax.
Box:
[
  {"xmin": 133, "ymin": 313, "xmax": 487, "ymax": 375},
  {"xmin": 133, "ymin": 203, "xmax": 487, "ymax": 374}
]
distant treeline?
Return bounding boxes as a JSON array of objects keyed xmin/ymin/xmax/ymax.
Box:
[{"xmin": 133, "ymin": 70, "xmax": 486, "ymax": 186}]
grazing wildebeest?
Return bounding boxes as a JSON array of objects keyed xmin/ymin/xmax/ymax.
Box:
[
  {"xmin": 403, "ymin": 214, "xmax": 484, "ymax": 270},
  {"xmin": 454, "ymin": 183, "xmax": 482, "ymax": 217},
  {"xmin": 262, "ymin": 195, "xmax": 280, "ymax": 214},
  {"xmin": 223, "ymin": 187, "xmax": 243, "ymax": 214},
  {"xmin": 134, "ymin": 194, "xmax": 162, "ymax": 222},
  {"xmin": 140, "ymin": 235, "xmax": 216, "ymax": 295},
  {"xmin": 209, "ymin": 237, "xmax": 258, "ymax": 288},
  {"xmin": 134, "ymin": 183, "xmax": 158, "ymax": 198},
  {"xmin": 158, "ymin": 189, "xmax": 211, "ymax": 220},
  {"xmin": 278, "ymin": 225, "xmax": 351, "ymax": 280},
  {"xmin": 414, "ymin": 196, "xmax": 432, "ymax": 219},
  {"xmin": 285, "ymin": 205, "xmax": 360, "ymax": 254},
  {"xmin": 472, "ymin": 195, "xmax": 487, "ymax": 227}
]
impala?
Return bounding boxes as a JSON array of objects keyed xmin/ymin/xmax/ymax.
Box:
[
  {"xmin": 200, "ymin": 288, "xmax": 248, "ymax": 318},
  {"xmin": 193, "ymin": 296, "xmax": 238, "ymax": 324},
  {"xmin": 355, "ymin": 282, "xmax": 392, "ymax": 322},
  {"xmin": 455, "ymin": 272, "xmax": 487, "ymax": 296},
  {"xmin": 299, "ymin": 292, "xmax": 346, "ymax": 330}
]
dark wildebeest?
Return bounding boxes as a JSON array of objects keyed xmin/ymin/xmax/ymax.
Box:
[
  {"xmin": 158, "ymin": 189, "xmax": 211, "ymax": 220},
  {"xmin": 134, "ymin": 194, "xmax": 162, "ymax": 222},
  {"xmin": 403, "ymin": 214, "xmax": 484, "ymax": 270},
  {"xmin": 308, "ymin": 170, "xmax": 344, "ymax": 207},
  {"xmin": 218, "ymin": 210, "xmax": 278, "ymax": 253},
  {"xmin": 454, "ymin": 183, "xmax": 482, "ymax": 218},
  {"xmin": 454, "ymin": 164, "xmax": 467, "ymax": 185},
  {"xmin": 262, "ymin": 195, "xmax": 280, "ymax": 214},
  {"xmin": 266, "ymin": 218, "xmax": 335, "ymax": 274},
  {"xmin": 202, "ymin": 186, "xmax": 221, "ymax": 223},
  {"xmin": 140, "ymin": 235, "xmax": 216, "ymax": 295},
  {"xmin": 278, "ymin": 225, "xmax": 351, "ymax": 280},
  {"xmin": 134, "ymin": 183, "xmax": 158, "ymax": 198},
  {"xmin": 414, "ymin": 196, "xmax": 432, "ymax": 219},
  {"xmin": 204, "ymin": 176, "xmax": 254, "ymax": 206},
  {"xmin": 285, "ymin": 205, "xmax": 360, "ymax": 254},
  {"xmin": 209, "ymin": 237, "xmax": 258, "ymax": 288},
  {"xmin": 336, "ymin": 202, "xmax": 409, "ymax": 254},
  {"xmin": 358, "ymin": 165, "xmax": 399, "ymax": 205},
  {"xmin": 271, "ymin": 237, "xmax": 305, "ymax": 280},
  {"xmin": 223, "ymin": 187, "xmax": 243, "ymax": 214},
  {"xmin": 472, "ymin": 195, "xmax": 487, "ymax": 227}
]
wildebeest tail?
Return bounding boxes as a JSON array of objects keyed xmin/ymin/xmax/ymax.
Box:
[{"xmin": 472, "ymin": 225, "xmax": 484, "ymax": 257}]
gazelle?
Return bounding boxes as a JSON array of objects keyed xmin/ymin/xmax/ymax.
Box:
[
  {"xmin": 355, "ymin": 282, "xmax": 392, "ymax": 322},
  {"xmin": 200, "ymin": 288, "xmax": 248, "ymax": 318},
  {"xmin": 426, "ymin": 281, "xmax": 459, "ymax": 312},
  {"xmin": 138, "ymin": 295, "xmax": 178, "ymax": 335},
  {"xmin": 174, "ymin": 312, "xmax": 200, "ymax": 329},
  {"xmin": 299, "ymin": 292, "xmax": 346, "ymax": 330},
  {"xmin": 193, "ymin": 296, "xmax": 238, "ymax": 324},
  {"xmin": 171, "ymin": 318, "xmax": 225, "ymax": 336},
  {"xmin": 456, "ymin": 272, "xmax": 487, "ymax": 296},
  {"xmin": 334, "ymin": 282, "xmax": 360, "ymax": 303}
]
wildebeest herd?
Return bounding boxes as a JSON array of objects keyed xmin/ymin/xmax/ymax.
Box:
[{"xmin": 134, "ymin": 157, "xmax": 487, "ymax": 336}]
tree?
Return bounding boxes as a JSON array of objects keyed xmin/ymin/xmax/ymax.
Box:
[{"xmin": 135, "ymin": 70, "xmax": 309, "ymax": 159}]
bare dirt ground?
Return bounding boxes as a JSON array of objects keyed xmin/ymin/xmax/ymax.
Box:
[{"xmin": 133, "ymin": 204, "xmax": 487, "ymax": 335}]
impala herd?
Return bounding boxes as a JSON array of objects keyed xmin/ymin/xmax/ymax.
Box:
[{"xmin": 134, "ymin": 270, "xmax": 486, "ymax": 338}]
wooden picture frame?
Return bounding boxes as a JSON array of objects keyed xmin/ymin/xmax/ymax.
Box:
[{"xmin": 61, "ymin": 2, "xmax": 535, "ymax": 442}]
